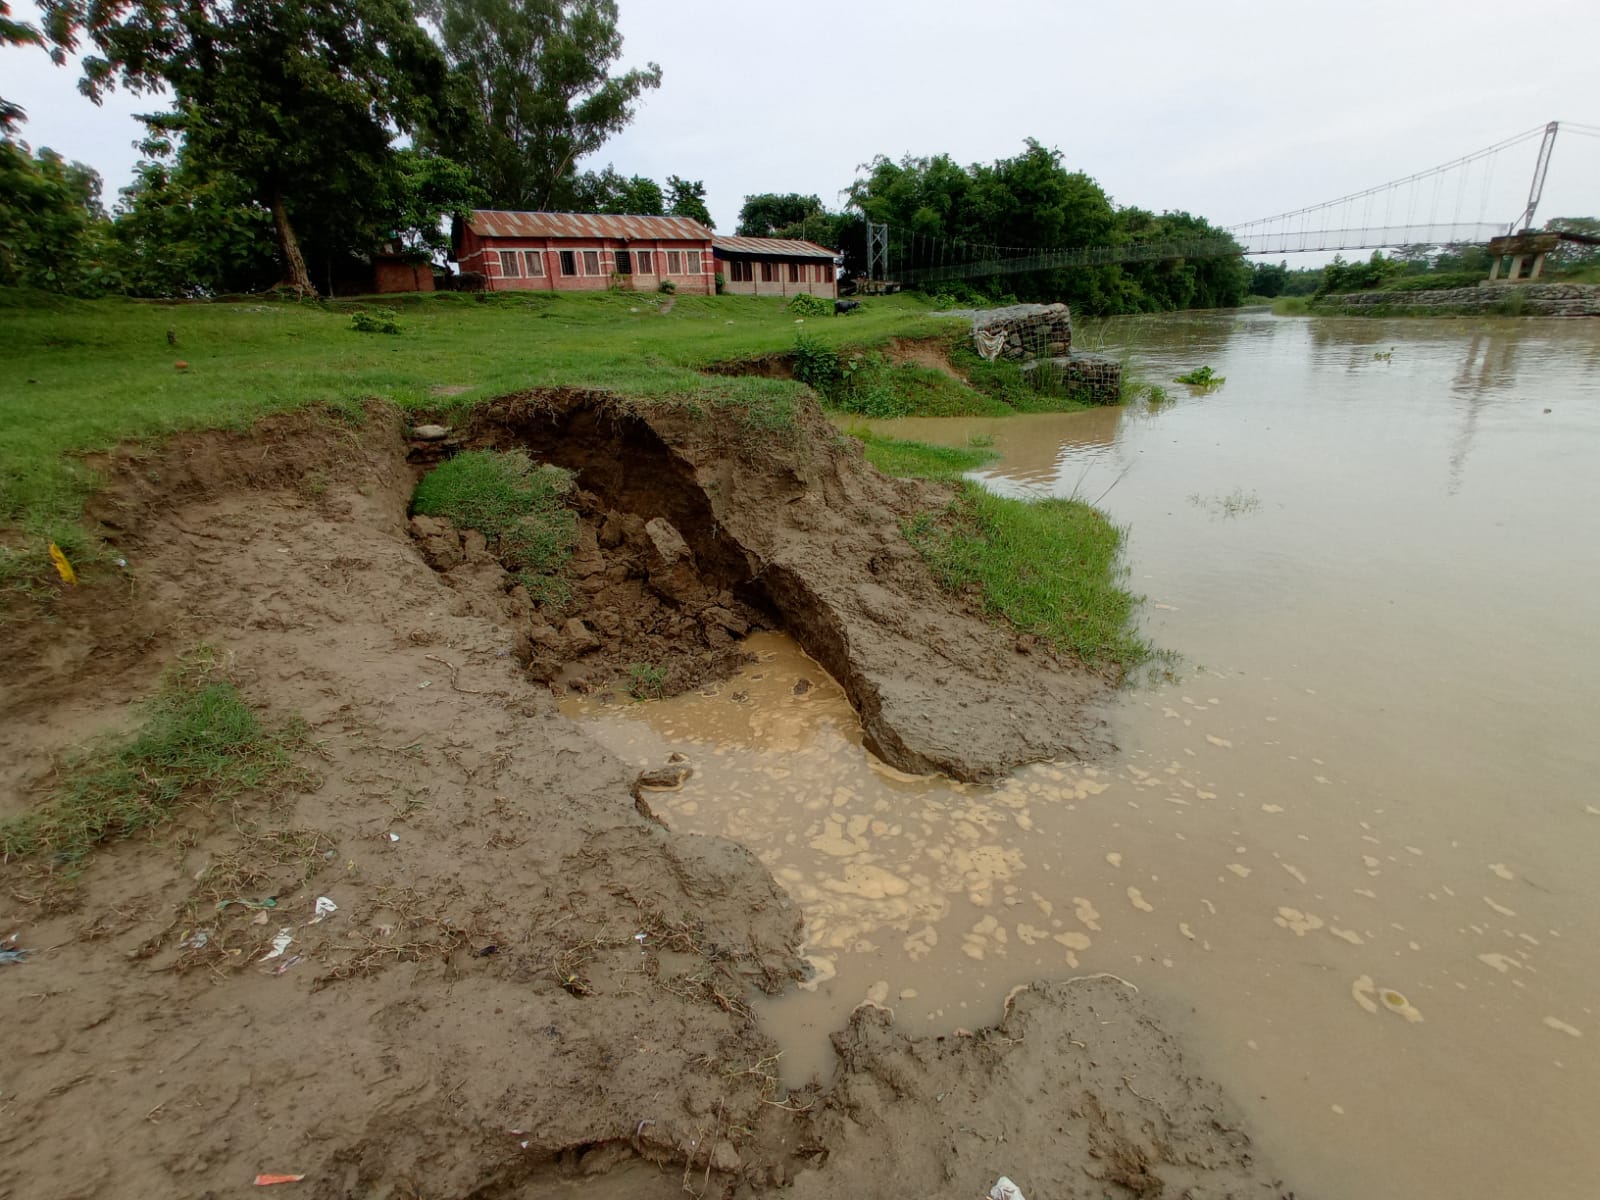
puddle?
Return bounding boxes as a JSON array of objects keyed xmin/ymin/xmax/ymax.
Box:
[{"xmin": 570, "ymin": 313, "xmax": 1600, "ymax": 1200}]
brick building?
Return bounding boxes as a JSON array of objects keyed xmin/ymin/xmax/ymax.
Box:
[
  {"xmin": 450, "ymin": 210, "xmax": 716, "ymax": 294},
  {"xmin": 712, "ymin": 236, "xmax": 839, "ymax": 299}
]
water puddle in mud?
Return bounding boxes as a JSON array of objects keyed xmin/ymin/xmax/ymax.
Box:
[{"xmin": 570, "ymin": 313, "xmax": 1600, "ymax": 1200}]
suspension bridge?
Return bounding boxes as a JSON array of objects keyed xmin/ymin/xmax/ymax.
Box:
[{"xmin": 875, "ymin": 120, "xmax": 1600, "ymax": 287}]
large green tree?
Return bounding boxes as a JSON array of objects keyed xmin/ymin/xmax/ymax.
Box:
[
  {"xmin": 0, "ymin": 138, "xmax": 114, "ymax": 292},
  {"xmin": 736, "ymin": 192, "xmax": 823, "ymax": 237},
  {"xmin": 571, "ymin": 165, "xmax": 663, "ymax": 214},
  {"xmin": 422, "ymin": 0, "xmax": 661, "ymax": 209},
  {"xmin": 665, "ymin": 175, "xmax": 711, "ymax": 228},
  {"xmin": 43, "ymin": 0, "xmax": 458, "ymax": 295}
]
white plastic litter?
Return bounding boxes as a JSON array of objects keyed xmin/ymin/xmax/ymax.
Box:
[
  {"xmin": 261, "ymin": 929, "xmax": 293, "ymax": 960},
  {"xmin": 310, "ymin": 897, "xmax": 338, "ymax": 923},
  {"xmin": 989, "ymin": 1177, "xmax": 1026, "ymax": 1200}
]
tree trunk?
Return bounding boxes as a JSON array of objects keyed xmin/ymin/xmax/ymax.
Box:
[{"xmin": 270, "ymin": 190, "xmax": 315, "ymax": 297}]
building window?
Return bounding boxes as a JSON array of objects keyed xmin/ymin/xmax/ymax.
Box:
[
  {"xmin": 817, "ymin": 263, "xmax": 830, "ymax": 283},
  {"xmin": 760, "ymin": 261, "xmax": 775, "ymax": 282},
  {"xmin": 559, "ymin": 250, "xmax": 577, "ymax": 276},
  {"xmin": 583, "ymin": 250, "xmax": 600, "ymax": 275},
  {"xmin": 788, "ymin": 262, "xmax": 801, "ymax": 282},
  {"xmin": 615, "ymin": 249, "xmax": 632, "ymax": 275},
  {"xmin": 686, "ymin": 250, "xmax": 701, "ymax": 273},
  {"xmin": 498, "ymin": 250, "xmax": 520, "ymax": 278},
  {"xmin": 637, "ymin": 250, "xmax": 653, "ymax": 273},
  {"xmin": 524, "ymin": 251, "xmax": 544, "ymax": 277},
  {"xmin": 729, "ymin": 260, "xmax": 752, "ymax": 282},
  {"xmin": 667, "ymin": 250, "xmax": 682, "ymax": 274}
]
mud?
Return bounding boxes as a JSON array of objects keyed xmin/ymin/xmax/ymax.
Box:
[{"xmin": 0, "ymin": 392, "xmax": 1290, "ymax": 1198}]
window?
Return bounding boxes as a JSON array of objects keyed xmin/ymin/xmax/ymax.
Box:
[
  {"xmin": 583, "ymin": 250, "xmax": 600, "ymax": 275},
  {"xmin": 498, "ymin": 250, "xmax": 520, "ymax": 278},
  {"xmin": 615, "ymin": 249, "xmax": 632, "ymax": 275},
  {"xmin": 686, "ymin": 250, "xmax": 701, "ymax": 273},
  {"xmin": 817, "ymin": 263, "xmax": 830, "ymax": 283},
  {"xmin": 729, "ymin": 260, "xmax": 752, "ymax": 282},
  {"xmin": 636, "ymin": 250, "xmax": 653, "ymax": 274},
  {"xmin": 667, "ymin": 250, "xmax": 682, "ymax": 274},
  {"xmin": 760, "ymin": 261, "xmax": 775, "ymax": 282},
  {"xmin": 788, "ymin": 262, "xmax": 801, "ymax": 282},
  {"xmin": 559, "ymin": 250, "xmax": 577, "ymax": 276},
  {"xmin": 523, "ymin": 251, "xmax": 544, "ymax": 277}
]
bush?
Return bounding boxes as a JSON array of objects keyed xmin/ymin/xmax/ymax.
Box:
[
  {"xmin": 787, "ymin": 292, "xmax": 831, "ymax": 317},
  {"xmin": 658, "ymin": 278, "xmax": 676, "ymax": 295},
  {"xmin": 714, "ymin": 271, "xmax": 726, "ymax": 295},
  {"xmin": 412, "ymin": 450, "xmax": 577, "ymax": 605},
  {"xmin": 1174, "ymin": 365, "xmax": 1224, "ymax": 390},
  {"xmin": 1380, "ymin": 271, "xmax": 1485, "ymax": 293},
  {"xmin": 350, "ymin": 308, "xmax": 400, "ymax": 335},
  {"xmin": 791, "ymin": 330, "xmax": 841, "ymax": 389}
]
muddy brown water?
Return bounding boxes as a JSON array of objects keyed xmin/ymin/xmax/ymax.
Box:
[{"xmin": 569, "ymin": 312, "xmax": 1600, "ymax": 1200}]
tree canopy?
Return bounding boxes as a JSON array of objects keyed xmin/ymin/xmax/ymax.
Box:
[
  {"xmin": 422, "ymin": 0, "xmax": 661, "ymax": 210},
  {"xmin": 736, "ymin": 193, "xmax": 823, "ymax": 237},
  {"xmin": 41, "ymin": 0, "xmax": 472, "ymax": 294}
]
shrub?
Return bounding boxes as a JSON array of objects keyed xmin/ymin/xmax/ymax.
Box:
[
  {"xmin": 714, "ymin": 271, "xmax": 726, "ymax": 295},
  {"xmin": 791, "ymin": 330, "xmax": 841, "ymax": 389},
  {"xmin": 1380, "ymin": 271, "xmax": 1486, "ymax": 293},
  {"xmin": 412, "ymin": 450, "xmax": 577, "ymax": 605},
  {"xmin": 1174, "ymin": 365, "xmax": 1224, "ymax": 389},
  {"xmin": 350, "ymin": 308, "xmax": 400, "ymax": 334},
  {"xmin": 787, "ymin": 292, "xmax": 831, "ymax": 317},
  {"xmin": 658, "ymin": 279, "xmax": 676, "ymax": 295}
]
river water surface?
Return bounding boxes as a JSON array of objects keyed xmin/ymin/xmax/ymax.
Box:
[{"xmin": 571, "ymin": 312, "xmax": 1600, "ymax": 1200}]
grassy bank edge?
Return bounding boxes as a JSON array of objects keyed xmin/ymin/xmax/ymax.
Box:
[{"xmin": 854, "ymin": 430, "xmax": 1158, "ymax": 676}]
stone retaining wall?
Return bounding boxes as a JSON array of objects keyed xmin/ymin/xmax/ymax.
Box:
[
  {"xmin": 970, "ymin": 303, "xmax": 1073, "ymax": 360},
  {"xmin": 1322, "ymin": 283, "xmax": 1600, "ymax": 317},
  {"xmin": 1020, "ymin": 352, "xmax": 1123, "ymax": 406}
]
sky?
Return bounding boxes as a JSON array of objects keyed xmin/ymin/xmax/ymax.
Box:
[{"xmin": 5, "ymin": 0, "xmax": 1599, "ymax": 257}]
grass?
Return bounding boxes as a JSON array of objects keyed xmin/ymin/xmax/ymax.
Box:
[
  {"xmin": 411, "ymin": 449, "xmax": 576, "ymax": 605},
  {"xmin": 853, "ymin": 429, "xmax": 998, "ymax": 479},
  {"xmin": 626, "ymin": 662, "xmax": 669, "ymax": 700},
  {"xmin": 0, "ymin": 288, "xmax": 949, "ymax": 547},
  {"xmin": 1174, "ymin": 365, "xmax": 1224, "ymax": 390},
  {"xmin": 904, "ymin": 487, "xmax": 1154, "ymax": 674},
  {"xmin": 0, "ymin": 647, "xmax": 304, "ymax": 876},
  {"xmin": 852, "ymin": 430, "xmax": 1153, "ymax": 675},
  {"xmin": 947, "ymin": 339, "xmax": 1096, "ymax": 413}
]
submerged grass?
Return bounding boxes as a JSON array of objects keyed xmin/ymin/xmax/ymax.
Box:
[
  {"xmin": 854, "ymin": 430, "xmax": 998, "ymax": 480},
  {"xmin": 854, "ymin": 430, "xmax": 1154, "ymax": 675},
  {"xmin": 0, "ymin": 648, "xmax": 305, "ymax": 875},
  {"xmin": 411, "ymin": 449, "xmax": 576, "ymax": 605}
]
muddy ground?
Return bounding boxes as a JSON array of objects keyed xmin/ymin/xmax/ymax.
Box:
[{"xmin": 0, "ymin": 393, "xmax": 1292, "ymax": 1198}]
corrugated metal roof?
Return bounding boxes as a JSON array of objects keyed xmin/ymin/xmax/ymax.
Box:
[
  {"xmin": 712, "ymin": 236, "xmax": 839, "ymax": 260},
  {"xmin": 467, "ymin": 210, "xmax": 713, "ymax": 241}
]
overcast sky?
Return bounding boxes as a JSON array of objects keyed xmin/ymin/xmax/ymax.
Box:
[{"xmin": 5, "ymin": 0, "xmax": 1598, "ymax": 254}]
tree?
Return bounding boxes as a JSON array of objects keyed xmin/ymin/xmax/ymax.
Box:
[
  {"xmin": 43, "ymin": 0, "xmax": 456, "ymax": 295},
  {"xmin": 422, "ymin": 0, "xmax": 661, "ymax": 210},
  {"xmin": 1248, "ymin": 260, "xmax": 1289, "ymax": 298},
  {"xmin": 736, "ymin": 193, "xmax": 822, "ymax": 237},
  {"xmin": 665, "ymin": 175, "xmax": 712, "ymax": 228},
  {"xmin": 571, "ymin": 166, "xmax": 663, "ymax": 214},
  {"xmin": 1, "ymin": 1, "xmax": 47, "ymax": 131},
  {"xmin": 0, "ymin": 138, "xmax": 115, "ymax": 292}
]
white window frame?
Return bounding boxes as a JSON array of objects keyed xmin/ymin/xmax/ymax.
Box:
[
  {"xmin": 498, "ymin": 249, "xmax": 521, "ymax": 278},
  {"xmin": 523, "ymin": 250, "xmax": 544, "ymax": 277},
  {"xmin": 667, "ymin": 250, "xmax": 682, "ymax": 274},
  {"xmin": 686, "ymin": 250, "xmax": 701, "ymax": 273},
  {"xmin": 582, "ymin": 249, "xmax": 601, "ymax": 275},
  {"xmin": 637, "ymin": 250, "xmax": 653, "ymax": 274}
]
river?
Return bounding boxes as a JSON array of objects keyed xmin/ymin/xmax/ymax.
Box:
[{"xmin": 569, "ymin": 311, "xmax": 1600, "ymax": 1199}]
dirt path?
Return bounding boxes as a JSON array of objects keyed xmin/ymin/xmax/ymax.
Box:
[{"xmin": 0, "ymin": 396, "xmax": 1291, "ymax": 1198}]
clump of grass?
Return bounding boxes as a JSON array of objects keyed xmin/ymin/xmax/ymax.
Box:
[
  {"xmin": 411, "ymin": 450, "xmax": 577, "ymax": 606},
  {"xmin": 626, "ymin": 662, "xmax": 668, "ymax": 700},
  {"xmin": 350, "ymin": 307, "xmax": 401, "ymax": 335},
  {"xmin": 787, "ymin": 293, "xmax": 832, "ymax": 317},
  {"xmin": 904, "ymin": 485, "xmax": 1154, "ymax": 675},
  {"xmin": 1174, "ymin": 365, "xmax": 1224, "ymax": 390},
  {"xmin": 852, "ymin": 430, "xmax": 997, "ymax": 480},
  {"xmin": 0, "ymin": 649, "xmax": 305, "ymax": 874}
]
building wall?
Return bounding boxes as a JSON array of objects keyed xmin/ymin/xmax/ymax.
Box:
[
  {"xmin": 716, "ymin": 256, "xmax": 837, "ymax": 299},
  {"xmin": 374, "ymin": 259, "xmax": 435, "ymax": 293},
  {"xmin": 455, "ymin": 228, "xmax": 715, "ymax": 295}
]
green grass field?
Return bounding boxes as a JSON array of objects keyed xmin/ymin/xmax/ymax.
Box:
[{"xmin": 0, "ymin": 289, "xmax": 949, "ymax": 540}]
